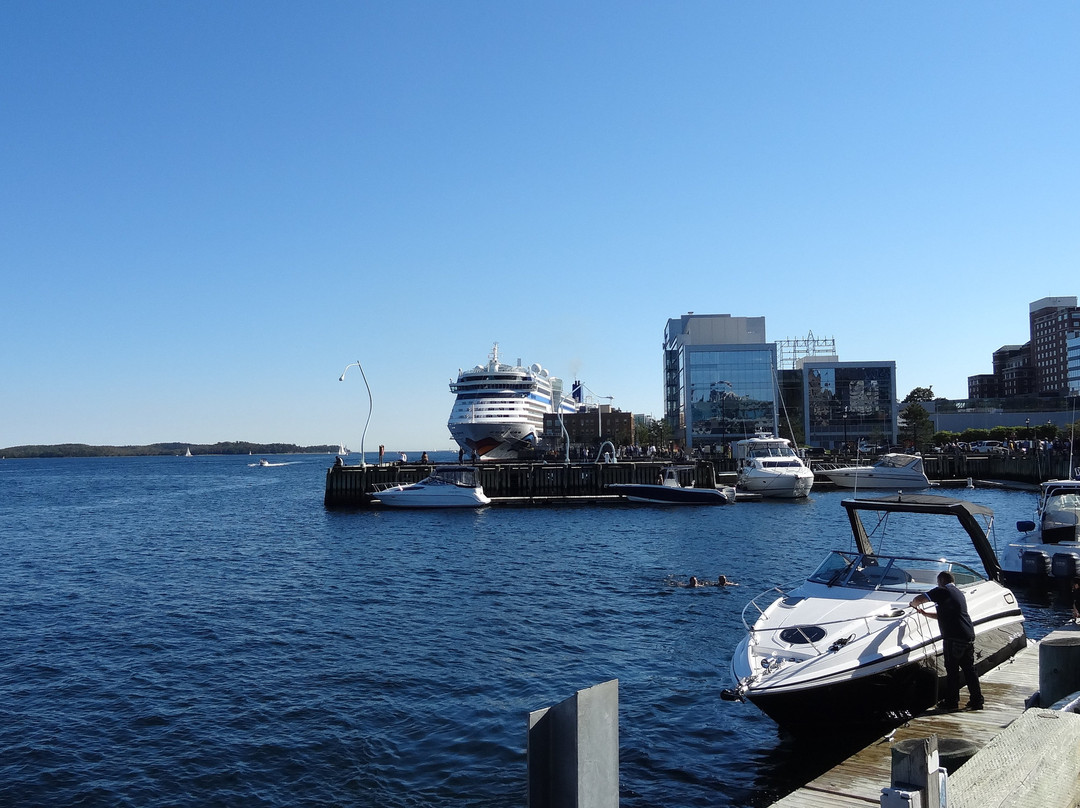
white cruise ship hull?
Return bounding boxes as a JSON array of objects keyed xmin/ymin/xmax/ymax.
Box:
[{"xmin": 447, "ymin": 422, "xmax": 541, "ymax": 460}]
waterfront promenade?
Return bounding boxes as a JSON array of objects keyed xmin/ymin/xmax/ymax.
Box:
[{"xmin": 324, "ymin": 451, "xmax": 1061, "ymax": 507}]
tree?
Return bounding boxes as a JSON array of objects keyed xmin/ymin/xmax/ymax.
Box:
[
  {"xmin": 903, "ymin": 386, "xmax": 935, "ymax": 403},
  {"xmin": 900, "ymin": 402, "xmax": 934, "ymax": 450}
]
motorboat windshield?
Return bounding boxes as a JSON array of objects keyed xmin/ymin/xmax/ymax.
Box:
[
  {"xmin": 807, "ymin": 550, "xmax": 984, "ymax": 592},
  {"xmin": 424, "ymin": 466, "xmax": 483, "ymax": 488},
  {"xmin": 878, "ymin": 454, "xmax": 923, "ymax": 471},
  {"xmin": 758, "ymin": 459, "xmax": 804, "ymax": 469},
  {"xmin": 749, "ymin": 445, "xmax": 799, "ymax": 459}
]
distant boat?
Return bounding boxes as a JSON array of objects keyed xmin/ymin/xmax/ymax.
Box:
[
  {"xmin": 607, "ymin": 466, "xmax": 735, "ymax": 505},
  {"xmin": 733, "ymin": 434, "xmax": 814, "ymax": 499},
  {"xmin": 373, "ymin": 466, "xmax": 491, "ymax": 508},
  {"xmin": 338, "ymin": 444, "xmax": 350, "ymax": 456},
  {"xmin": 823, "ymin": 453, "xmax": 931, "ymax": 490},
  {"xmin": 185, "ymin": 447, "xmax": 192, "ymax": 457}
]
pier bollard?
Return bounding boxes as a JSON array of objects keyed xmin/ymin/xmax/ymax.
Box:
[
  {"xmin": 527, "ymin": 679, "xmax": 618, "ymax": 808},
  {"xmin": 882, "ymin": 736, "xmax": 946, "ymax": 808},
  {"xmin": 1039, "ymin": 635, "xmax": 1080, "ymax": 707}
]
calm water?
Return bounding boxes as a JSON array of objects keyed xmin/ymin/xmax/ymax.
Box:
[{"xmin": 0, "ymin": 455, "xmax": 1069, "ymax": 807}]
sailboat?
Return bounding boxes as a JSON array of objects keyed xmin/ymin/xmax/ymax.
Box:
[{"xmin": 184, "ymin": 447, "xmax": 192, "ymax": 457}]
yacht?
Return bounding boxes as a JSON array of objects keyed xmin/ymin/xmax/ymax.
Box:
[
  {"xmin": 733, "ymin": 434, "xmax": 814, "ymax": 498},
  {"xmin": 1000, "ymin": 478, "xmax": 1080, "ymax": 584},
  {"xmin": 607, "ymin": 466, "xmax": 736, "ymax": 505},
  {"xmin": 447, "ymin": 344, "xmax": 579, "ymax": 460},
  {"xmin": 726, "ymin": 494, "xmax": 1026, "ymax": 735},
  {"xmin": 373, "ymin": 466, "xmax": 491, "ymax": 508},
  {"xmin": 822, "ymin": 453, "xmax": 931, "ymax": 490}
]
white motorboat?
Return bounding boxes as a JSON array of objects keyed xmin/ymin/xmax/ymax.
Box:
[
  {"xmin": 1000, "ymin": 478, "xmax": 1080, "ymax": 584},
  {"xmin": 823, "ymin": 453, "xmax": 931, "ymax": 490},
  {"xmin": 733, "ymin": 434, "xmax": 814, "ymax": 499},
  {"xmin": 373, "ymin": 466, "xmax": 492, "ymax": 509},
  {"xmin": 726, "ymin": 494, "xmax": 1026, "ymax": 734},
  {"xmin": 607, "ymin": 466, "xmax": 735, "ymax": 505},
  {"xmin": 447, "ymin": 343, "xmax": 579, "ymax": 460}
]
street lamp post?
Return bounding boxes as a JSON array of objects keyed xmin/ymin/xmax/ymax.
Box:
[
  {"xmin": 339, "ymin": 359, "xmax": 373, "ymax": 468},
  {"xmin": 843, "ymin": 405, "xmax": 849, "ymax": 454}
]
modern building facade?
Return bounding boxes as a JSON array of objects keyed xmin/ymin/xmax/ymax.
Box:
[
  {"xmin": 1068, "ymin": 331, "xmax": 1080, "ymax": 396},
  {"xmin": 664, "ymin": 313, "xmax": 778, "ymax": 454},
  {"xmin": 800, "ymin": 361, "xmax": 898, "ymax": 450}
]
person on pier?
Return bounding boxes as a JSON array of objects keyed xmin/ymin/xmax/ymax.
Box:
[{"xmin": 910, "ymin": 571, "xmax": 984, "ymax": 711}]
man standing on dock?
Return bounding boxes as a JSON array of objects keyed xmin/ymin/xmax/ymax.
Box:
[{"xmin": 910, "ymin": 571, "xmax": 984, "ymax": 711}]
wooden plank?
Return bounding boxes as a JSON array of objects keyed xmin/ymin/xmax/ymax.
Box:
[{"xmin": 769, "ymin": 627, "xmax": 1080, "ymax": 808}]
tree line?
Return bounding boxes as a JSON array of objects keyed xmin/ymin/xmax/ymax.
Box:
[{"xmin": 0, "ymin": 442, "xmax": 338, "ymax": 459}]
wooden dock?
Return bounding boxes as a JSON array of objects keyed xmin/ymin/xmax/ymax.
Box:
[
  {"xmin": 769, "ymin": 624, "xmax": 1080, "ymax": 807},
  {"xmin": 324, "ymin": 460, "xmax": 721, "ymax": 507}
]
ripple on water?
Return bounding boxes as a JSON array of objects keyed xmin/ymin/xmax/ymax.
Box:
[{"xmin": 0, "ymin": 459, "xmax": 1063, "ymax": 807}]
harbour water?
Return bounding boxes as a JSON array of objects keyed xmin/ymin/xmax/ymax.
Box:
[{"xmin": 0, "ymin": 453, "xmax": 1071, "ymax": 807}]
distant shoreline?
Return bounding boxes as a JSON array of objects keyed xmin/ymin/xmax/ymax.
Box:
[{"xmin": 0, "ymin": 442, "xmax": 337, "ymax": 459}]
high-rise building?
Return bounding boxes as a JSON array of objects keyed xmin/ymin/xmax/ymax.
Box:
[
  {"xmin": 1030, "ymin": 297, "xmax": 1080, "ymax": 396},
  {"xmin": 663, "ymin": 313, "xmax": 777, "ymax": 453}
]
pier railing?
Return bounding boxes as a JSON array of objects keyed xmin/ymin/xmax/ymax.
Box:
[{"xmin": 324, "ymin": 460, "xmax": 718, "ymax": 507}]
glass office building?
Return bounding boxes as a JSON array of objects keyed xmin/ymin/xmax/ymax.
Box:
[
  {"xmin": 664, "ymin": 314, "xmax": 778, "ymax": 453},
  {"xmin": 687, "ymin": 346, "xmax": 779, "ymax": 450},
  {"xmin": 801, "ymin": 361, "xmax": 897, "ymax": 449}
]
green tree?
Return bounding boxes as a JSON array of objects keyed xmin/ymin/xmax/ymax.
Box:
[
  {"xmin": 903, "ymin": 386, "xmax": 935, "ymax": 403},
  {"xmin": 900, "ymin": 402, "xmax": 934, "ymax": 450}
]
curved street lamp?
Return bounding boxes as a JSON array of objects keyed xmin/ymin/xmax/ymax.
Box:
[{"xmin": 339, "ymin": 359, "xmax": 373, "ymax": 468}]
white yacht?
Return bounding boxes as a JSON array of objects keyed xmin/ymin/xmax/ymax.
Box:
[
  {"xmin": 733, "ymin": 434, "xmax": 814, "ymax": 498},
  {"xmin": 447, "ymin": 344, "xmax": 579, "ymax": 460},
  {"xmin": 1000, "ymin": 478, "xmax": 1080, "ymax": 584},
  {"xmin": 823, "ymin": 453, "xmax": 931, "ymax": 490},
  {"xmin": 373, "ymin": 466, "xmax": 491, "ymax": 508},
  {"xmin": 726, "ymin": 495, "xmax": 1026, "ymax": 735}
]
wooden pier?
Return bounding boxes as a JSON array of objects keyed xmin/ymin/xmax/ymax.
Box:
[
  {"xmin": 324, "ymin": 460, "xmax": 720, "ymax": 507},
  {"xmin": 769, "ymin": 624, "xmax": 1080, "ymax": 808}
]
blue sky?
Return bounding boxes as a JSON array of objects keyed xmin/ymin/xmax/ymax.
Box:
[{"xmin": 3, "ymin": 2, "xmax": 1078, "ymax": 453}]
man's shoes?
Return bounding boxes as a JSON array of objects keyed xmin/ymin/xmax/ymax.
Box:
[
  {"xmin": 964, "ymin": 701, "xmax": 984, "ymax": 711},
  {"xmin": 935, "ymin": 701, "xmax": 959, "ymax": 712}
]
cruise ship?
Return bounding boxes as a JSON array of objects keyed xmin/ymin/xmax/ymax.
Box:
[{"xmin": 448, "ymin": 344, "xmax": 580, "ymax": 460}]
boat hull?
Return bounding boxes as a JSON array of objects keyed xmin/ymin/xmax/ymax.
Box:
[
  {"xmin": 737, "ymin": 621, "xmax": 1026, "ymax": 733},
  {"xmin": 737, "ymin": 470, "xmax": 814, "ymax": 499},
  {"xmin": 607, "ymin": 484, "xmax": 733, "ymax": 505},
  {"xmin": 824, "ymin": 471, "xmax": 930, "ymax": 489},
  {"xmin": 1000, "ymin": 539, "xmax": 1080, "ymax": 586},
  {"xmin": 447, "ymin": 422, "xmax": 539, "ymax": 460},
  {"xmin": 375, "ymin": 487, "xmax": 491, "ymax": 508}
]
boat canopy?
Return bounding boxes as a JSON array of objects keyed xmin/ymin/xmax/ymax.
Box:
[
  {"xmin": 878, "ymin": 453, "xmax": 923, "ymax": 469},
  {"xmin": 841, "ymin": 494, "xmax": 1001, "ymax": 581}
]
